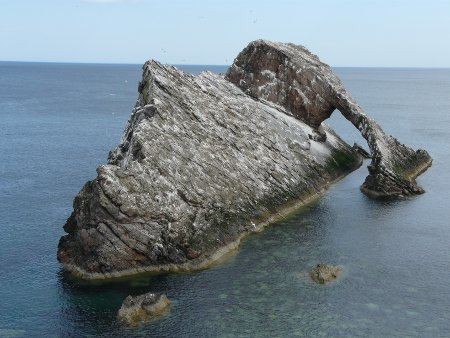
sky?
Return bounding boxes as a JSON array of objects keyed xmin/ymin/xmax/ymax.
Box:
[{"xmin": 1, "ymin": 0, "xmax": 449, "ymax": 67}]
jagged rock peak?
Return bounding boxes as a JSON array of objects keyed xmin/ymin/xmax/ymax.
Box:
[
  {"xmin": 226, "ymin": 39, "xmax": 339, "ymax": 129},
  {"xmin": 226, "ymin": 40, "xmax": 432, "ymax": 198}
]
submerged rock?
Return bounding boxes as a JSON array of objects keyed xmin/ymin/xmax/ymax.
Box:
[
  {"xmin": 117, "ymin": 292, "xmax": 170, "ymax": 326},
  {"xmin": 309, "ymin": 263, "xmax": 342, "ymax": 284},
  {"xmin": 226, "ymin": 40, "xmax": 432, "ymax": 198}
]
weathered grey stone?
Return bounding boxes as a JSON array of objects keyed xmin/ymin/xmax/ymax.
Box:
[
  {"xmin": 352, "ymin": 143, "xmax": 371, "ymax": 159},
  {"xmin": 117, "ymin": 292, "xmax": 170, "ymax": 326},
  {"xmin": 57, "ymin": 49, "xmax": 362, "ymax": 279},
  {"xmin": 309, "ymin": 263, "xmax": 342, "ymax": 284},
  {"xmin": 226, "ymin": 40, "xmax": 432, "ymax": 198}
]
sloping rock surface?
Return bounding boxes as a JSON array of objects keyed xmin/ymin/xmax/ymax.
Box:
[
  {"xmin": 57, "ymin": 58, "xmax": 361, "ymax": 279},
  {"xmin": 226, "ymin": 40, "xmax": 432, "ymax": 198}
]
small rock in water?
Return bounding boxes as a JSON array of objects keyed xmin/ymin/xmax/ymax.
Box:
[
  {"xmin": 117, "ymin": 292, "xmax": 170, "ymax": 326},
  {"xmin": 309, "ymin": 263, "xmax": 341, "ymax": 284}
]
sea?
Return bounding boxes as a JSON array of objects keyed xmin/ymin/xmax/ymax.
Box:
[{"xmin": 0, "ymin": 62, "xmax": 449, "ymax": 337}]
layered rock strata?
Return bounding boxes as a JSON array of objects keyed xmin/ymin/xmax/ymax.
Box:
[
  {"xmin": 226, "ymin": 40, "xmax": 432, "ymax": 198},
  {"xmin": 58, "ymin": 57, "xmax": 362, "ymax": 279}
]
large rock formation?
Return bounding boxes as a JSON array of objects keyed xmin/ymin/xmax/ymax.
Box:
[
  {"xmin": 57, "ymin": 40, "xmax": 431, "ymax": 279},
  {"xmin": 226, "ymin": 40, "xmax": 432, "ymax": 198},
  {"xmin": 57, "ymin": 58, "xmax": 362, "ymax": 279}
]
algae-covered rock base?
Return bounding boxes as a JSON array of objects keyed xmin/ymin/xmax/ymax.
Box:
[{"xmin": 57, "ymin": 40, "xmax": 431, "ymax": 279}]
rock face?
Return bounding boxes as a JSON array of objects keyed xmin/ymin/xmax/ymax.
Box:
[
  {"xmin": 57, "ymin": 51, "xmax": 362, "ymax": 279},
  {"xmin": 117, "ymin": 292, "xmax": 170, "ymax": 326},
  {"xmin": 309, "ymin": 263, "xmax": 342, "ymax": 284},
  {"xmin": 226, "ymin": 40, "xmax": 432, "ymax": 198}
]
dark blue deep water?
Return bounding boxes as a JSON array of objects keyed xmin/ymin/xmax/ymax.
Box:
[{"xmin": 1, "ymin": 62, "xmax": 449, "ymax": 337}]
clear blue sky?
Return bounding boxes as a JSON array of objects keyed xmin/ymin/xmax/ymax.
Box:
[{"xmin": 1, "ymin": 0, "xmax": 449, "ymax": 67}]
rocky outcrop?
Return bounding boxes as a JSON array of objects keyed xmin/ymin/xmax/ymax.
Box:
[
  {"xmin": 117, "ymin": 292, "xmax": 170, "ymax": 326},
  {"xmin": 57, "ymin": 40, "xmax": 432, "ymax": 279},
  {"xmin": 309, "ymin": 263, "xmax": 342, "ymax": 284},
  {"xmin": 57, "ymin": 53, "xmax": 362, "ymax": 279},
  {"xmin": 226, "ymin": 40, "xmax": 432, "ymax": 198}
]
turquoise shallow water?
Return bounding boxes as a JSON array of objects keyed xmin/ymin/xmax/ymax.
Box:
[{"xmin": 0, "ymin": 63, "xmax": 449, "ymax": 337}]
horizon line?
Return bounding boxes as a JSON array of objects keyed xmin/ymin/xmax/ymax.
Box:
[{"xmin": 1, "ymin": 60, "xmax": 450, "ymax": 69}]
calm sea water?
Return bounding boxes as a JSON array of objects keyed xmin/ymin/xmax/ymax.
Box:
[{"xmin": 0, "ymin": 62, "xmax": 449, "ymax": 337}]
